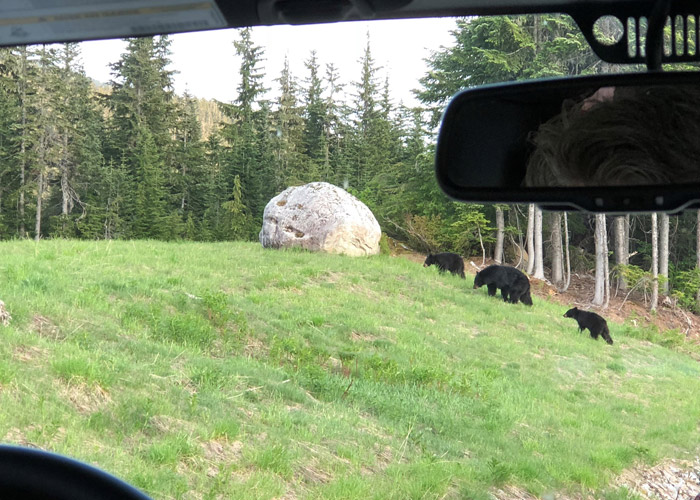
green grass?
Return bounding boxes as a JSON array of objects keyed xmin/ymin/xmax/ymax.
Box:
[{"xmin": 0, "ymin": 239, "xmax": 699, "ymax": 499}]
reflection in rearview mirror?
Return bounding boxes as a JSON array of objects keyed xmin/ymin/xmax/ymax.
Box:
[
  {"xmin": 435, "ymin": 73, "xmax": 700, "ymax": 212},
  {"xmin": 524, "ymin": 84, "xmax": 700, "ymax": 188}
]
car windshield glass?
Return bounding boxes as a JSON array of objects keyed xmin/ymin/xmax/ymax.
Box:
[{"xmin": 1, "ymin": 13, "xmax": 700, "ymax": 500}]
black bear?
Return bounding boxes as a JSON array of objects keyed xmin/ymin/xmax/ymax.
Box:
[
  {"xmin": 563, "ymin": 307, "xmax": 613, "ymax": 345},
  {"xmin": 473, "ymin": 265, "xmax": 533, "ymax": 305},
  {"xmin": 423, "ymin": 252, "xmax": 465, "ymax": 279}
]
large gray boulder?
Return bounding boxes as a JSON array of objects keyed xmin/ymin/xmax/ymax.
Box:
[{"xmin": 259, "ymin": 182, "xmax": 381, "ymax": 256}]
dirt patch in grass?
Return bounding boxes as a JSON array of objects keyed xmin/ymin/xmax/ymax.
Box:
[
  {"xmin": 350, "ymin": 331, "xmax": 379, "ymax": 342},
  {"xmin": 229, "ymin": 465, "xmax": 255, "ymax": 482},
  {"xmin": 57, "ymin": 380, "xmax": 111, "ymax": 415},
  {"xmin": 244, "ymin": 335, "xmax": 268, "ymax": 358},
  {"xmin": 492, "ymin": 485, "xmax": 593, "ymax": 500},
  {"xmin": 12, "ymin": 345, "xmax": 47, "ymax": 362},
  {"xmin": 149, "ymin": 415, "xmax": 197, "ymax": 434},
  {"xmin": 348, "ymin": 284, "xmax": 381, "ymax": 300},
  {"xmin": 491, "ymin": 456, "xmax": 700, "ymax": 499},
  {"xmin": 492, "ymin": 485, "xmax": 548, "ymax": 500},
  {"xmin": 177, "ymin": 440, "xmax": 243, "ymax": 482},
  {"xmin": 4, "ymin": 425, "xmax": 66, "ymax": 449},
  {"xmin": 615, "ymin": 456, "xmax": 700, "ymax": 499},
  {"xmin": 198, "ymin": 439, "xmax": 244, "ymax": 478},
  {"xmin": 4, "ymin": 427, "xmax": 40, "ymax": 448},
  {"xmin": 31, "ymin": 314, "xmax": 64, "ymax": 340},
  {"xmin": 360, "ymin": 443, "xmax": 396, "ymax": 476},
  {"xmin": 297, "ymin": 456, "xmax": 333, "ymax": 485},
  {"xmin": 202, "ymin": 438, "xmax": 243, "ymax": 463},
  {"xmin": 271, "ymin": 492, "xmax": 298, "ymax": 500},
  {"xmin": 171, "ymin": 358, "xmax": 198, "ymax": 395}
]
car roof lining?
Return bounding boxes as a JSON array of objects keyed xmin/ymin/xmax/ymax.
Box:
[
  {"xmin": 0, "ymin": 0, "xmax": 663, "ymax": 49},
  {"xmin": 221, "ymin": 0, "xmax": 650, "ymax": 27}
]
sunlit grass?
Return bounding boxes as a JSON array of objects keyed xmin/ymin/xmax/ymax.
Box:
[{"xmin": 0, "ymin": 239, "xmax": 698, "ymax": 499}]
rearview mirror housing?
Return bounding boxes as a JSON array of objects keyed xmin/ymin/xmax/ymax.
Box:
[{"xmin": 435, "ymin": 72, "xmax": 700, "ymax": 213}]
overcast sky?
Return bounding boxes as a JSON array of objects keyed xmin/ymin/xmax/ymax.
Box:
[{"xmin": 79, "ymin": 18, "xmax": 457, "ymax": 107}]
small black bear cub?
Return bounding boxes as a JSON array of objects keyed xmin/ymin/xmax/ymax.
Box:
[
  {"xmin": 563, "ymin": 307, "xmax": 613, "ymax": 345},
  {"xmin": 423, "ymin": 252, "xmax": 465, "ymax": 279},
  {"xmin": 473, "ymin": 265, "xmax": 533, "ymax": 305}
]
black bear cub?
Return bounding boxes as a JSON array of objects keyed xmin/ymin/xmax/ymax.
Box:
[
  {"xmin": 473, "ymin": 265, "xmax": 533, "ymax": 305},
  {"xmin": 563, "ymin": 307, "xmax": 613, "ymax": 345},
  {"xmin": 423, "ymin": 252, "xmax": 465, "ymax": 279}
]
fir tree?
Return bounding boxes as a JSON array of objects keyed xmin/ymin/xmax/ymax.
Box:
[
  {"xmin": 273, "ymin": 56, "xmax": 308, "ymax": 187},
  {"xmin": 302, "ymin": 51, "xmax": 327, "ymax": 164},
  {"xmin": 0, "ymin": 48, "xmax": 21, "ymax": 237},
  {"xmin": 107, "ymin": 36, "xmax": 177, "ymax": 237},
  {"xmin": 172, "ymin": 91, "xmax": 206, "ymax": 222},
  {"xmin": 349, "ymin": 33, "xmax": 382, "ymax": 190},
  {"xmin": 219, "ymin": 28, "xmax": 272, "ymax": 230},
  {"xmin": 51, "ymin": 43, "xmax": 104, "ymax": 237}
]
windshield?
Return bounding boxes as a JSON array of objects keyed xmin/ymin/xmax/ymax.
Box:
[{"xmin": 0, "ymin": 14, "xmax": 699, "ymax": 500}]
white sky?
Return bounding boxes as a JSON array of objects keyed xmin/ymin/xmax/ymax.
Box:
[{"xmin": 78, "ymin": 18, "xmax": 457, "ymax": 107}]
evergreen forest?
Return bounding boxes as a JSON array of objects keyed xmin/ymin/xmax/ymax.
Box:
[{"xmin": 1, "ymin": 16, "xmax": 699, "ymax": 312}]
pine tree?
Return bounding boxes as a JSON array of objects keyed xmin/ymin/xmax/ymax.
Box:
[
  {"xmin": 201, "ymin": 134, "xmax": 229, "ymax": 240},
  {"xmin": 15, "ymin": 46, "xmax": 38, "ymax": 239},
  {"xmin": 52, "ymin": 43, "xmax": 104, "ymax": 237},
  {"xmin": 221, "ymin": 175, "xmax": 249, "ymax": 240},
  {"xmin": 33, "ymin": 45, "xmax": 64, "ymax": 241},
  {"xmin": 108, "ymin": 36, "xmax": 176, "ymax": 154},
  {"xmin": 323, "ymin": 62, "xmax": 348, "ymax": 185},
  {"xmin": 302, "ymin": 51, "xmax": 327, "ymax": 164},
  {"xmin": 255, "ymin": 98, "xmax": 278, "ymax": 226},
  {"xmin": 172, "ymin": 91, "xmax": 206, "ymax": 229},
  {"xmin": 219, "ymin": 28, "xmax": 271, "ymax": 229},
  {"xmin": 273, "ymin": 57, "xmax": 305, "ymax": 188},
  {"xmin": 107, "ymin": 36, "xmax": 177, "ymax": 238},
  {"xmin": 130, "ymin": 128, "xmax": 167, "ymax": 238},
  {"xmin": 350, "ymin": 33, "xmax": 381, "ymax": 190},
  {"xmin": 0, "ymin": 48, "xmax": 21, "ymax": 237},
  {"xmin": 418, "ymin": 15, "xmax": 598, "ymax": 125}
]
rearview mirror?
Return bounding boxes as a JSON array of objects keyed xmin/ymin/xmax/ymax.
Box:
[{"xmin": 435, "ymin": 72, "xmax": 700, "ymax": 213}]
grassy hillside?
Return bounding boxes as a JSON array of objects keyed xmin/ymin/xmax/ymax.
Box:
[{"xmin": 0, "ymin": 240, "xmax": 699, "ymax": 499}]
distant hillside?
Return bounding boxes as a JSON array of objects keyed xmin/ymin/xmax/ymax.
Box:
[
  {"xmin": 90, "ymin": 79, "xmax": 111, "ymax": 95},
  {"xmin": 89, "ymin": 80, "xmax": 227, "ymax": 140},
  {"xmin": 194, "ymin": 97, "xmax": 229, "ymax": 140}
]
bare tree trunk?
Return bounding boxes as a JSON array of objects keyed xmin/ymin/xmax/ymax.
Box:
[
  {"xmin": 34, "ymin": 171, "xmax": 43, "ymax": 242},
  {"xmin": 562, "ymin": 212, "xmax": 571, "ymax": 292},
  {"xmin": 61, "ymin": 173, "xmax": 69, "ymax": 216},
  {"xmin": 533, "ymin": 206, "xmax": 545, "ymax": 279},
  {"xmin": 550, "ymin": 212, "xmax": 563, "ymax": 286},
  {"xmin": 494, "ymin": 206, "xmax": 505, "ymax": 264},
  {"xmin": 613, "ymin": 216, "xmax": 629, "ymax": 291},
  {"xmin": 651, "ymin": 213, "xmax": 659, "ymax": 312},
  {"xmin": 603, "ymin": 217, "xmax": 610, "ymax": 309},
  {"xmin": 18, "ymin": 46, "xmax": 27, "ymax": 239},
  {"xmin": 477, "ymin": 226, "xmax": 486, "ymax": 267},
  {"xmin": 181, "ymin": 128, "xmax": 188, "ymax": 211},
  {"xmin": 60, "ymin": 132, "xmax": 72, "ymax": 235},
  {"xmin": 526, "ymin": 204, "xmax": 535, "ymax": 275},
  {"xmin": 659, "ymin": 213, "xmax": 669, "ymax": 295},
  {"xmin": 511, "ymin": 207, "xmax": 525, "ymax": 269},
  {"xmin": 593, "ymin": 214, "xmax": 608, "ymax": 306}
]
